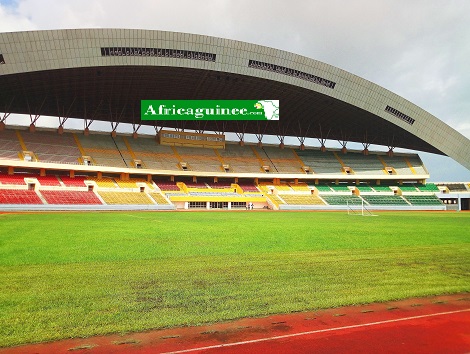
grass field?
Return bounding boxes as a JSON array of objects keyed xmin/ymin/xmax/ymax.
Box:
[{"xmin": 1, "ymin": 211, "xmax": 469, "ymax": 347}]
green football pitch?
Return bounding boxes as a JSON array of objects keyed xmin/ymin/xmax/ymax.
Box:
[{"xmin": 1, "ymin": 211, "xmax": 469, "ymax": 347}]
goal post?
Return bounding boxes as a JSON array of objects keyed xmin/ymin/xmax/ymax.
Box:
[{"xmin": 347, "ymin": 199, "xmax": 377, "ymax": 216}]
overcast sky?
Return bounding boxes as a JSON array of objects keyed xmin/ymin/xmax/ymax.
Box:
[{"xmin": 1, "ymin": 0, "xmax": 469, "ymax": 181}]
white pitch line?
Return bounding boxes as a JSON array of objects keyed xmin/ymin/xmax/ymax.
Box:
[{"xmin": 162, "ymin": 308, "xmax": 470, "ymax": 354}]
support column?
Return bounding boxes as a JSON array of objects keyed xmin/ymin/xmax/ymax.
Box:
[{"xmin": 0, "ymin": 112, "xmax": 12, "ymax": 130}]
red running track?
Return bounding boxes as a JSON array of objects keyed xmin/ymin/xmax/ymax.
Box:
[{"xmin": 1, "ymin": 294, "xmax": 469, "ymax": 354}]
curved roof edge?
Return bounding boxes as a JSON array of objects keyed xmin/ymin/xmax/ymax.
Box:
[{"xmin": 0, "ymin": 28, "xmax": 469, "ymax": 170}]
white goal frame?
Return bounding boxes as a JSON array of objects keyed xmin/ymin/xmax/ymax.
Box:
[{"xmin": 347, "ymin": 200, "xmax": 378, "ymax": 216}]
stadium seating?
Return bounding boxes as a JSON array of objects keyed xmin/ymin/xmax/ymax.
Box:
[
  {"xmin": 379, "ymin": 154, "xmax": 426, "ymax": 175},
  {"xmin": 98, "ymin": 191, "xmax": 154, "ymax": 205},
  {"xmin": 372, "ymin": 185, "xmax": 393, "ymax": 192},
  {"xmin": 59, "ymin": 176, "xmax": 87, "ymax": 187},
  {"xmin": 262, "ymin": 146, "xmax": 304, "ymax": 173},
  {"xmin": 355, "ymin": 183, "xmax": 373, "ymax": 192},
  {"xmin": 280, "ymin": 194, "xmax": 325, "ymax": 205},
  {"xmin": 0, "ymin": 174, "xmax": 27, "ymax": 185},
  {"xmin": 41, "ymin": 190, "xmax": 102, "ymax": 205},
  {"xmin": 0, "ymin": 173, "xmax": 61, "ymax": 186},
  {"xmin": 266, "ymin": 193, "xmax": 285, "ymax": 208},
  {"xmin": 77, "ymin": 134, "xmax": 128, "ymax": 168},
  {"xmin": 257, "ymin": 182, "xmax": 291, "ymax": 193},
  {"xmin": 148, "ymin": 192, "xmax": 170, "ymax": 204},
  {"xmin": 155, "ymin": 181, "xmax": 181, "ymax": 191},
  {"xmin": 406, "ymin": 156, "xmax": 427, "ymax": 174},
  {"xmin": 362, "ymin": 195, "xmax": 409, "ymax": 205},
  {"xmin": 85, "ymin": 177, "xmax": 117, "ymax": 188},
  {"xmin": 437, "ymin": 183, "xmax": 468, "ymax": 192},
  {"xmin": 337, "ymin": 152, "xmax": 385, "ymax": 175},
  {"xmin": 173, "ymin": 146, "xmax": 223, "ymax": 172},
  {"xmin": 122, "ymin": 138, "xmax": 180, "ymax": 170},
  {"xmin": 416, "ymin": 183, "xmax": 439, "ymax": 192},
  {"xmin": 399, "ymin": 184, "xmax": 418, "ymax": 192},
  {"xmin": 34, "ymin": 175, "xmax": 61, "ymax": 186},
  {"xmin": 238, "ymin": 183, "xmax": 259, "ymax": 192},
  {"xmin": 288, "ymin": 182, "xmax": 310, "ymax": 192},
  {"xmin": 404, "ymin": 195, "xmax": 443, "ymax": 206},
  {"xmin": 20, "ymin": 130, "xmax": 81, "ymax": 164},
  {"xmin": 115, "ymin": 178, "xmax": 153, "ymax": 189},
  {"xmin": 0, "ymin": 128, "xmax": 452, "ymax": 211},
  {"xmin": 207, "ymin": 182, "xmax": 233, "ymax": 189},
  {"xmin": 0, "ymin": 190, "xmax": 43, "ymax": 204},
  {"xmin": 329, "ymin": 184, "xmax": 351, "ymax": 192},
  {"xmin": 294, "ymin": 149, "xmax": 342, "ymax": 173},
  {"xmin": 321, "ymin": 195, "xmax": 363, "ymax": 205},
  {"xmin": 309, "ymin": 184, "xmax": 332, "ymax": 192},
  {"xmin": 185, "ymin": 182, "xmax": 209, "ymax": 189},
  {"xmin": 218, "ymin": 144, "xmax": 266, "ymax": 173},
  {"xmin": 0, "ymin": 129, "xmax": 22, "ymax": 160}
]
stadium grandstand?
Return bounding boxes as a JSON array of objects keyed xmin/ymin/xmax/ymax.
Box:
[{"xmin": 0, "ymin": 29, "xmax": 469, "ymax": 211}]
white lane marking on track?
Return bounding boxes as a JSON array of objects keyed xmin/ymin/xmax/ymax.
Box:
[{"xmin": 162, "ymin": 308, "xmax": 470, "ymax": 354}]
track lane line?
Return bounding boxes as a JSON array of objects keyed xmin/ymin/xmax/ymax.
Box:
[{"xmin": 162, "ymin": 308, "xmax": 470, "ymax": 354}]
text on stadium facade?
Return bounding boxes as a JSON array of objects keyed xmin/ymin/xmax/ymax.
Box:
[
  {"xmin": 385, "ymin": 105, "xmax": 415, "ymax": 125},
  {"xmin": 248, "ymin": 60, "xmax": 336, "ymax": 89},
  {"xmin": 101, "ymin": 47, "xmax": 216, "ymax": 62}
]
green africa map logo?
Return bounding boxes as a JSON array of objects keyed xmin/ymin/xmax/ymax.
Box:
[
  {"xmin": 254, "ymin": 100, "xmax": 279, "ymax": 120},
  {"xmin": 141, "ymin": 100, "xmax": 279, "ymax": 121}
]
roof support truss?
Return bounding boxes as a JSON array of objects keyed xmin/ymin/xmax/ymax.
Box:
[{"xmin": 1, "ymin": 112, "xmax": 11, "ymax": 124}]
